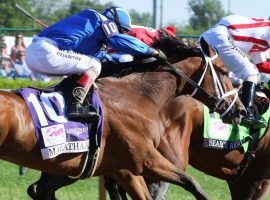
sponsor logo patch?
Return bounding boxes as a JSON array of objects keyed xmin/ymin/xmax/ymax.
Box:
[{"xmin": 41, "ymin": 124, "xmax": 66, "ymax": 147}]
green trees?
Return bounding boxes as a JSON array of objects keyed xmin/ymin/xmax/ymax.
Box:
[
  {"xmin": 0, "ymin": 0, "xmax": 152, "ymax": 30},
  {"xmin": 129, "ymin": 9, "xmax": 152, "ymax": 27},
  {"xmin": 0, "ymin": 0, "xmax": 33, "ymax": 28},
  {"xmin": 0, "ymin": 0, "xmax": 227, "ymax": 36},
  {"xmin": 188, "ymin": 0, "xmax": 226, "ymax": 31}
]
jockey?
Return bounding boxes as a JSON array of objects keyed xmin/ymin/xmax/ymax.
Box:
[
  {"xmin": 127, "ymin": 25, "xmax": 176, "ymax": 46},
  {"xmin": 26, "ymin": 6, "xmax": 167, "ymax": 121},
  {"xmin": 200, "ymin": 15, "xmax": 270, "ymax": 129},
  {"xmin": 106, "ymin": 24, "xmax": 177, "ymax": 63}
]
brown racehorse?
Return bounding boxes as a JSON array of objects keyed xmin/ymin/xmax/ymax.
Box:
[
  {"xmin": 99, "ymin": 92, "xmax": 270, "ymax": 200},
  {"xmin": 149, "ymin": 93, "xmax": 270, "ymax": 200},
  {"xmin": 0, "ymin": 37, "xmax": 245, "ymax": 200},
  {"xmin": 110, "ymin": 93, "xmax": 270, "ymax": 200}
]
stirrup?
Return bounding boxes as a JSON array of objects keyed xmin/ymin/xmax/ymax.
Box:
[
  {"xmin": 68, "ymin": 111, "xmax": 100, "ymax": 121},
  {"xmin": 67, "ymin": 102, "xmax": 100, "ymax": 122},
  {"xmin": 242, "ymin": 116, "xmax": 266, "ymax": 129}
]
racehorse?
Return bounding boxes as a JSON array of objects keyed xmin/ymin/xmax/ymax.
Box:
[
  {"xmin": 149, "ymin": 91, "xmax": 270, "ymax": 200},
  {"xmin": 105, "ymin": 91, "xmax": 270, "ymax": 200},
  {"xmin": 0, "ymin": 36, "xmax": 245, "ymax": 200}
]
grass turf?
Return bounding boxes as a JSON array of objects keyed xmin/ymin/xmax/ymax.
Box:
[{"xmin": 0, "ymin": 161, "xmax": 269, "ymax": 200}]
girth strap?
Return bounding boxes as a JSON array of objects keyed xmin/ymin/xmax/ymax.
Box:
[{"xmin": 230, "ymin": 130, "xmax": 259, "ymax": 184}]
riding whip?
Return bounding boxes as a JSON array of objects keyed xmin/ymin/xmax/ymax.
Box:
[{"xmin": 14, "ymin": 3, "xmax": 48, "ymax": 28}]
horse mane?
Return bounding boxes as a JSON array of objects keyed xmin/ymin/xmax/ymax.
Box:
[
  {"xmin": 152, "ymin": 36, "xmax": 202, "ymax": 62},
  {"xmin": 98, "ymin": 36, "xmax": 204, "ymax": 78}
]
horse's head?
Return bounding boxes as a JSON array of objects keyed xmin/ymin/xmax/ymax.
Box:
[
  {"xmin": 153, "ymin": 36, "xmax": 246, "ymax": 124},
  {"xmin": 201, "ymin": 51, "xmax": 246, "ymax": 124}
]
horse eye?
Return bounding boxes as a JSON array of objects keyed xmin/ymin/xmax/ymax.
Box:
[
  {"xmin": 219, "ymin": 72, "xmax": 228, "ymax": 80},
  {"xmin": 222, "ymin": 71, "xmax": 229, "ymax": 77}
]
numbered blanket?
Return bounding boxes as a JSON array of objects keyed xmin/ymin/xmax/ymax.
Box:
[
  {"xmin": 203, "ymin": 105, "xmax": 269, "ymax": 152},
  {"xmin": 18, "ymin": 88, "xmax": 104, "ymax": 160}
]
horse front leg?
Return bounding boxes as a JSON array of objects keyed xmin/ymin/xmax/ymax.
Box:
[
  {"xmin": 27, "ymin": 172, "xmax": 78, "ymax": 200},
  {"xmin": 104, "ymin": 175, "xmax": 128, "ymax": 200}
]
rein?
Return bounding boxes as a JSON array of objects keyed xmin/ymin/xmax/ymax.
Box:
[
  {"xmin": 164, "ymin": 60, "xmax": 224, "ymax": 112},
  {"xmin": 191, "ymin": 49, "xmax": 238, "ymax": 117},
  {"xmin": 163, "ymin": 50, "xmax": 237, "ymax": 116}
]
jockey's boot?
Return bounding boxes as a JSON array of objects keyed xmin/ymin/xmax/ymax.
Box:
[
  {"xmin": 67, "ymin": 74, "xmax": 100, "ymax": 121},
  {"xmin": 241, "ymin": 81, "xmax": 266, "ymax": 129}
]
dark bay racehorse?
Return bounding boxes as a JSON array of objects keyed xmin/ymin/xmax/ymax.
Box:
[{"xmin": 0, "ymin": 37, "xmax": 245, "ymax": 200}]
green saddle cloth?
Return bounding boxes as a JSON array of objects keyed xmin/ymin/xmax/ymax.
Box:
[{"xmin": 203, "ymin": 105, "xmax": 270, "ymax": 152}]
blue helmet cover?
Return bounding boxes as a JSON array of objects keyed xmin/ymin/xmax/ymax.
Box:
[{"xmin": 102, "ymin": 6, "xmax": 131, "ymax": 31}]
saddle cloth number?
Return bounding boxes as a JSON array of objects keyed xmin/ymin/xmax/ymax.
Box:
[{"xmin": 27, "ymin": 92, "xmax": 68, "ymax": 126}]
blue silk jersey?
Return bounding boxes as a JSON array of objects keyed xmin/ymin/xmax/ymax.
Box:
[{"xmin": 38, "ymin": 9, "xmax": 153, "ymax": 56}]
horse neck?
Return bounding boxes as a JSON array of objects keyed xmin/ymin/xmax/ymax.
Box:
[
  {"xmin": 134, "ymin": 56, "xmax": 210, "ymax": 110},
  {"xmin": 175, "ymin": 57, "xmax": 210, "ymax": 100},
  {"xmin": 180, "ymin": 56, "xmax": 226, "ymax": 110},
  {"xmin": 131, "ymin": 71, "xmax": 179, "ymax": 110}
]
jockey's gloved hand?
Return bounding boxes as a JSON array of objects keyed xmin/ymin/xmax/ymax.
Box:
[{"xmin": 152, "ymin": 49, "xmax": 167, "ymax": 62}]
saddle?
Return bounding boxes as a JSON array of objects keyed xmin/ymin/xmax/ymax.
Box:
[{"xmin": 17, "ymin": 75, "xmax": 103, "ymax": 178}]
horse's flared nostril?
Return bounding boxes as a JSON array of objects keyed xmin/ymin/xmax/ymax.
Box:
[{"xmin": 239, "ymin": 109, "xmax": 247, "ymax": 116}]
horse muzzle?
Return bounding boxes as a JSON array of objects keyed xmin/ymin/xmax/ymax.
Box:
[{"xmin": 213, "ymin": 99, "xmax": 246, "ymax": 125}]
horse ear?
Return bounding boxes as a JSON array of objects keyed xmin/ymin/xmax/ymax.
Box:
[
  {"xmin": 199, "ymin": 37, "xmax": 210, "ymax": 57},
  {"xmin": 199, "ymin": 37, "xmax": 228, "ymax": 71}
]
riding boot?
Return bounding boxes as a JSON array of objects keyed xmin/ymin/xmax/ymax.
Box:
[
  {"xmin": 67, "ymin": 74, "xmax": 100, "ymax": 121},
  {"xmin": 241, "ymin": 81, "xmax": 266, "ymax": 129}
]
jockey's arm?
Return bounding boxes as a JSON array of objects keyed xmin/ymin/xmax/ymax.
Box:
[
  {"xmin": 106, "ymin": 33, "xmax": 155, "ymax": 57},
  {"xmin": 95, "ymin": 50, "xmax": 118, "ymax": 64},
  {"xmin": 256, "ymin": 62, "xmax": 270, "ymax": 73},
  {"xmin": 251, "ymin": 51, "xmax": 270, "ymax": 73}
]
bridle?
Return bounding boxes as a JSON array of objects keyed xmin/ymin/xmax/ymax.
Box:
[
  {"xmin": 190, "ymin": 48, "xmax": 238, "ymax": 117},
  {"xmin": 163, "ymin": 48, "xmax": 238, "ymax": 117}
]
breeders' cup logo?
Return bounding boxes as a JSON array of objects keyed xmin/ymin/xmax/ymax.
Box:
[
  {"xmin": 209, "ymin": 118, "xmax": 229, "ymax": 140},
  {"xmin": 41, "ymin": 124, "xmax": 66, "ymax": 147},
  {"xmin": 46, "ymin": 126, "xmax": 64, "ymax": 137}
]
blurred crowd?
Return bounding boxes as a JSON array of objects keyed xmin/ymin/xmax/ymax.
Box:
[{"xmin": 0, "ymin": 33, "xmax": 51, "ymax": 82}]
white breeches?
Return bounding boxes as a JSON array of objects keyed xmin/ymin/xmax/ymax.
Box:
[
  {"xmin": 201, "ymin": 25, "xmax": 258, "ymax": 82},
  {"xmin": 26, "ymin": 36, "xmax": 101, "ymax": 77}
]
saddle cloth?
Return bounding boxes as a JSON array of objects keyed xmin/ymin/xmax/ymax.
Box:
[
  {"xmin": 203, "ymin": 105, "xmax": 269, "ymax": 152},
  {"xmin": 18, "ymin": 88, "xmax": 104, "ymax": 160}
]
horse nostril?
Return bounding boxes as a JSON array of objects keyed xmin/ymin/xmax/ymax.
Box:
[{"xmin": 239, "ymin": 109, "xmax": 247, "ymax": 116}]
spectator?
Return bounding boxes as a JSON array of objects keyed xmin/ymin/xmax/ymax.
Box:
[
  {"xmin": 0, "ymin": 57, "xmax": 14, "ymax": 78},
  {"xmin": 13, "ymin": 50, "xmax": 36, "ymax": 81},
  {"xmin": 1, "ymin": 35, "xmax": 9, "ymax": 59},
  {"xmin": 1, "ymin": 43, "xmax": 8, "ymax": 59},
  {"xmin": 10, "ymin": 33, "xmax": 26, "ymax": 63}
]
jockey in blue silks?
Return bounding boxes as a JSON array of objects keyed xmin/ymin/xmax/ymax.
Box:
[{"xmin": 26, "ymin": 6, "xmax": 167, "ymax": 121}]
